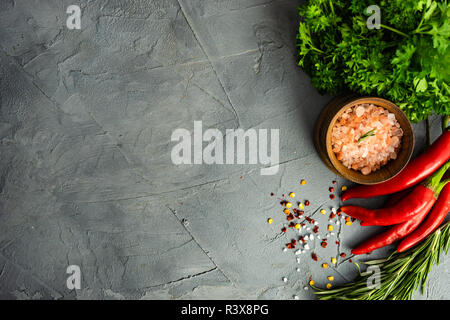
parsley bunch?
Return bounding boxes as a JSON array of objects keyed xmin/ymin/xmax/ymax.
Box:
[{"xmin": 297, "ymin": 0, "xmax": 450, "ymax": 123}]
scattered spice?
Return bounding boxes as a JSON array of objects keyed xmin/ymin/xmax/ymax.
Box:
[
  {"xmin": 329, "ymin": 212, "xmax": 336, "ymax": 219},
  {"xmin": 304, "ymin": 200, "xmax": 310, "ymax": 206},
  {"xmin": 283, "ymin": 208, "xmax": 290, "ymax": 214},
  {"xmin": 329, "ymin": 194, "xmax": 335, "ymax": 200},
  {"xmin": 321, "ymin": 241, "xmax": 328, "ymax": 248},
  {"xmin": 270, "ymin": 193, "xmax": 274, "ymax": 196},
  {"xmin": 301, "ymin": 179, "xmax": 307, "ymax": 185},
  {"xmin": 289, "ymin": 192, "xmax": 295, "ymax": 198},
  {"xmin": 320, "ymin": 209, "xmax": 326, "ymax": 215},
  {"xmin": 349, "ymin": 259, "xmax": 353, "ymax": 263},
  {"xmin": 281, "ymin": 227, "xmax": 287, "ymax": 233},
  {"xmin": 331, "ymin": 257, "xmax": 337, "ymax": 265},
  {"xmin": 267, "ymin": 218, "xmax": 273, "ymax": 224},
  {"xmin": 322, "ymin": 263, "xmax": 329, "ymax": 269},
  {"xmin": 286, "ymin": 243, "xmax": 295, "ymax": 249},
  {"xmin": 313, "ymin": 226, "xmax": 319, "ymax": 233},
  {"xmin": 294, "ymin": 223, "xmax": 301, "ymax": 229},
  {"xmin": 328, "ymin": 276, "xmax": 334, "ymax": 281},
  {"xmin": 312, "ymin": 253, "xmax": 318, "ymax": 261},
  {"xmin": 332, "ymin": 180, "xmax": 337, "ymax": 184},
  {"xmin": 287, "ymin": 214, "xmax": 294, "ymax": 221},
  {"xmin": 286, "ymin": 202, "xmax": 292, "ymax": 208},
  {"xmin": 326, "ymin": 283, "xmax": 332, "ymax": 289},
  {"xmin": 341, "ymin": 185, "xmax": 348, "ymax": 191},
  {"xmin": 340, "ymin": 253, "xmax": 347, "ymax": 258},
  {"xmin": 329, "ymin": 187, "xmax": 335, "ymax": 193}
]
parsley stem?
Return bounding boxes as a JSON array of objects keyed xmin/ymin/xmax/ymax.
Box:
[
  {"xmin": 379, "ymin": 24, "xmax": 409, "ymax": 38},
  {"xmin": 442, "ymin": 115, "xmax": 449, "ymax": 133}
]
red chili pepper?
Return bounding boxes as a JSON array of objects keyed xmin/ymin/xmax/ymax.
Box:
[
  {"xmin": 359, "ymin": 188, "xmax": 413, "ymax": 226},
  {"xmin": 352, "ymin": 208, "xmax": 429, "ymax": 255},
  {"xmin": 341, "ymin": 162, "xmax": 450, "ymax": 226},
  {"xmin": 383, "ymin": 187, "xmax": 413, "ymax": 208},
  {"xmin": 341, "ymin": 130, "xmax": 450, "ymax": 201},
  {"xmin": 397, "ymin": 183, "xmax": 450, "ymax": 253}
]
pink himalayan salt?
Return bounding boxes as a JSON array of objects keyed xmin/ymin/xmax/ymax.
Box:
[{"xmin": 331, "ymin": 104, "xmax": 403, "ymax": 175}]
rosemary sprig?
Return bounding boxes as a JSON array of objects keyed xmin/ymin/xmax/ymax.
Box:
[
  {"xmin": 312, "ymin": 221, "xmax": 450, "ymax": 300},
  {"xmin": 357, "ymin": 128, "xmax": 377, "ymax": 143}
]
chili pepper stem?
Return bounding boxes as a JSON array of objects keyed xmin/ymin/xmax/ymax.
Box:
[
  {"xmin": 436, "ymin": 178, "xmax": 450, "ymax": 195},
  {"xmin": 425, "ymin": 161, "xmax": 450, "ymax": 196}
]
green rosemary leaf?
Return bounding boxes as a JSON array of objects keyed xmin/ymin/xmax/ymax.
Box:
[{"xmin": 311, "ymin": 222, "xmax": 450, "ymax": 300}]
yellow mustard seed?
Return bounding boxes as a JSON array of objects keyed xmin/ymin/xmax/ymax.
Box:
[
  {"xmin": 328, "ymin": 225, "xmax": 333, "ymax": 231},
  {"xmin": 327, "ymin": 276, "xmax": 334, "ymax": 281},
  {"xmin": 283, "ymin": 209, "xmax": 290, "ymax": 214},
  {"xmin": 286, "ymin": 202, "xmax": 292, "ymax": 209},
  {"xmin": 267, "ymin": 218, "xmax": 273, "ymax": 224},
  {"xmin": 322, "ymin": 263, "xmax": 329, "ymax": 269},
  {"xmin": 309, "ymin": 280, "xmax": 315, "ymax": 286},
  {"xmin": 289, "ymin": 192, "xmax": 295, "ymax": 198},
  {"xmin": 326, "ymin": 283, "xmax": 332, "ymax": 289},
  {"xmin": 331, "ymin": 257, "xmax": 337, "ymax": 265},
  {"xmin": 301, "ymin": 179, "xmax": 307, "ymax": 185},
  {"xmin": 294, "ymin": 223, "xmax": 301, "ymax": 230},
  {"xmin": 346, "ymin": 221, "xmax": 352, "ymax": 226},
  {"xmin": 320, "ymin": 209, "xmax": 326, "ymax": 215},
  {"xmin": 298, "ymin": 202, "xmax": 305, "ymax": 210},
  {"xmin": 341, "ymin": 185, "xmax": 348, "ymax": 191}
]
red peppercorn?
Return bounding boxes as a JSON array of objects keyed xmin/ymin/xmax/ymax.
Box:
[
  {"xmin": 287, "ymin": 214, "xmax": 294, "ymax": 221},
  {"xmin": 311, "ymin": 253, "xmax": 318, "ymax": 261},
  {"xmin": 321, "ymin": 241, "xmax": 328, "ymax": 248},
  {"xmin": 313, "ymin": 226, "xmax": 319, "ymax": 233},
  {"xmin": 281, "ymin": 227, "xmax": 287, "ymax": 233},
  {"xmin": 329, "ymin": 194, "xmax": 335, "ymax": 200},
  {"xmin": 291, "ymin": 239, "xmax": 297, "ymax": 245},
  {"xmin": 305, "ymin": 200, "xmax": 310, "ymax": 206},
  {"xmin": 329, "ymin": 187, "xmax": 335, "ymax": 192},
  {"xmin": 332, "ymin": 180, "xmax": 337, "ymax": 184},
  {"xmin": 340, "ymin": 253, "xmax": 347, "ymax": 258}
]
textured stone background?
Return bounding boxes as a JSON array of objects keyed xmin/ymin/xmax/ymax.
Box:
[{"xmin": 0, "ymin": 0, "xmax": 448, "ymax": 300}]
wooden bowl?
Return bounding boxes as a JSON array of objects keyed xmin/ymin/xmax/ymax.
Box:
[{"xmin": 314, "ymin": 96, "xmax": 414, "ymax": 185}]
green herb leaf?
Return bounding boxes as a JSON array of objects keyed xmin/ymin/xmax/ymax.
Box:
[{"xmin": 357, "ymin": 128, "xmax": 377, "ymax": 143}]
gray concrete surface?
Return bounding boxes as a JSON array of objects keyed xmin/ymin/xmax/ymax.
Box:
[{"xmin": 0, "ymin": 0, "xmax": 448, "ymax": 300}]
